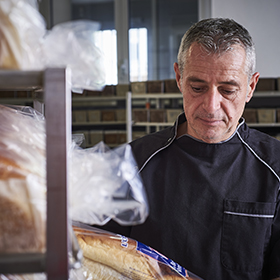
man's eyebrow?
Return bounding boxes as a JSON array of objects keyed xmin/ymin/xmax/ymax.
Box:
[
  {"xmin": 219, "ymin": 80, "xmax": 240, "ymax": 87},
  {"xmin": 187, "ymin": 77, "xmax": 240, "ymax": 87},
  {"xmin": 187, "ymin": 77, "xmax": 206, "ymax": 83}
]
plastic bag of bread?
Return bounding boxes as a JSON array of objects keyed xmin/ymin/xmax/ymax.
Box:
[
  {"xmin": 0, "ymin": 105, "xmax": 46, "ymax": 253},
  {"xmin": 0, "ymin": 0, "xmax": 106, "ymax": 92},
  {"xmin": 42, "ymin": 20, "xmax": 106, "ymax": 93},
  {"xmin": 72, "ymin": 223, "xmax": 203, "ymax": 280},
  {"xmin": 0, "ymin": 0, "xmax": 45, "ymax": 70},
  {"xmin": 0, "ymin": 104, "xmax": 148, "ymax": 254},
  {"xmin": 0, "ymin": 223, "xmax": 202, "ymax": 279}
]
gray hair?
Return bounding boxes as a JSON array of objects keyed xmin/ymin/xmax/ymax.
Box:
[{"xmin": 177, "ymin": 18, "xmax": 256, "ymax": 78}]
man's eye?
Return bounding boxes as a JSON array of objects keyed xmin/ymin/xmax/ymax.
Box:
[
  {"xmin": 221, "ymin": 89, "xmax": 236, "ymax": 95},
  {"xmin": 191, "ymin": 86, "xmax": 204, "ymax": 92}
]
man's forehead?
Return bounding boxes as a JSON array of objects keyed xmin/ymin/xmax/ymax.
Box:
[{"xmin": 187, "ymin": 42, "xmax": 246, "ymax": 59}]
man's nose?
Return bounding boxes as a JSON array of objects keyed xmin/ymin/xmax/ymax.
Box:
[{"xmin": 202, "ymin": 88, "xmax": 221, "ymax": 113}]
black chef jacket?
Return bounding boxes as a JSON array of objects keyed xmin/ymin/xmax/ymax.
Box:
[{"xmin": 102, "ymin": 113, "xmax": 280, "ymax": 280}]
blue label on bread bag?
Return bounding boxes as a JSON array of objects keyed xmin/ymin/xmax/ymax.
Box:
[{"xmin": 136, "ymin": 241, "xmax": 187, "ymax": 277}]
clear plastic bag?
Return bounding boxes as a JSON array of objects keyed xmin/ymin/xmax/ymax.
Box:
[
  {"xmin": 0, "ymin": 223, "xmax": 204, "ymax": 280},
  {"xmin": 70, "ymin": 141, "xmax": 148, "ymax": 226},
  {"xmin": 0, "ymin": 0, "xmax": 106, "ymax": 92},
  {"xmin": 0, "ymin": 104, "xmax": 148, "ymax": 254},
  {"xmin": 0, "ymin": 105, "xmax": 46, "ymax": 254},
  {"xmin": 42, "ymin": 20, "xmax": 106, "ymax": 93},
  {"xmin": 71, "ymin": 223, "xmax": 203, "ymax": 280}
]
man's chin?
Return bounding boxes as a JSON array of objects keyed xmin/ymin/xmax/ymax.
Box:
[{"xmin": 195, "ymin": 128, "xmax": 228, "ymax": 143}]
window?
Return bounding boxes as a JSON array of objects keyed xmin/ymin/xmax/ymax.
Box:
[
  {"xmin": 93, "ymin": 27, "xmax": 148, "ymax": 84},
  {"xmin": 129, "ymin": 0, "xmax": 198, "ymax": 80},
  {"xmin": 129, "ymin": 28, "xmax": 148, "ymax": 82},
  {"xmin": 72, "ymin": 0, "xmax": 198, "ymax": 83},
  {"xmin": 93, "ymin": 30, "xmax": 118, "ymax": 85}
]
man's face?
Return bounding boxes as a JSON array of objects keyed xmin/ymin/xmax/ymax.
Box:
[{"xmin": 174, "ymin": 42, "xmax": 259, "ymax": 143}]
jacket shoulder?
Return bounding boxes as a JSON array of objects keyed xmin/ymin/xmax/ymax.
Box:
[
  {"xmin": 130, "ymin": 126, "xmax": 175, "ymax": 169},
  {"xmin": 245, "ymin": 128, "xmax": 280, "ymax": 177}
]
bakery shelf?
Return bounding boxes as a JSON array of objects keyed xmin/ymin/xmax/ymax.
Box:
[
  {"xmin": 0, "ymin": 253, "xmax": 45, "ymax": 274},
  {"xmin": 0, "ymin": 69, "xmax": 75, "ymax": 279},
  {"xmin": 0, "ymin": 70, "xmax": 43, "ymax": 89},
  {"xmin": 0, "ymin": 98, "xmax": 34, "ymax": 104}
]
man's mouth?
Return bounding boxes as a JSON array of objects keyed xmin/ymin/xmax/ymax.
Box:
[{"xmin": 199, "ymin": 117, "xmax": 222, "ymax": 126}]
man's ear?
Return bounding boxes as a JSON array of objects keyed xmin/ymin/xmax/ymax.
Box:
[
  {"xmin": 173, "ymin": 62, "xmax": 182, "ymax": 92},
  {"xmin": 246, "ymin": 72, "xmax": 260, "ymax": 103}
]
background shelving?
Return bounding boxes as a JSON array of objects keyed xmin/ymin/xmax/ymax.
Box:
[
  {"xmin": 126, "ymin": 92, "xmax": 183, "ymax": 142},
  {"xmin": 244, "ymin": 91, "xmax": 280, "ymax": 138},
  {"xmin": 1, "ymin": 80, "xmax": 280, "ymax": 147}
]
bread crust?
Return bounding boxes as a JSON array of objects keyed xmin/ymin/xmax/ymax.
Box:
[
  {"xmin": 0, "ymin": 179, "xmax": 45, "ymax": 253},
  {"xmin": 81, "ymin": 257, "xmax": 131, "ymax": 280},
  {"xmin": 74, "ymin": 227, "xmax": 187, "ymax": 280}
]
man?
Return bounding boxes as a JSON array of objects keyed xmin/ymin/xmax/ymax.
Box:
[{"xmin": 104, "ymin": 18, "xmax": 280, "ymax": 279}]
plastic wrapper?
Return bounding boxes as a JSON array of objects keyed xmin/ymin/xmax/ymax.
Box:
[
  {"xmin": 0, "ymin": 105, "xmax": 46, "ymax": 253},
  {"xmin": 0, "ymin": 224, "xmax": 203, "ymax": 280},
  {"xmin": 0, "ymin": 0, "xmax": 46, "ymax": 70},
  {"xmin": 71, "ymin": 223, "xmax": 203, "ymax": 280},
  {"xmin": 0, "ymin": 0, "xmax": 106, "ymax": 92},
  {"xmin": 0, "ymin": 104, "xmax": 148, "ymax": 254},
  {"xmin": 70, "ymin": 141, "xmax": 148, "ymax": 226},
  {"xmin": 42, "ymin": 20, "xmax": 106, "ymax": 93}
]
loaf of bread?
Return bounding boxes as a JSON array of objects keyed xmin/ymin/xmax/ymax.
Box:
[
  {"xmin": 0, "ymin": 105, "xmax": 46, "ymax": 253},
  {"xmin": 0, "ymin": 177, "xmax": 45, "ymax": 253},
  {"xmin": 78, "ymin": 257, "xmax": 130, "ymax": 280},
  {"xmin": 0, "ymin": 6, "xmax": 22, "ymax": 69},
  {"xmin": 0, "ymin": 1, "xmax": 46, "ymax": 70},
  {"xmin": 74, "ymin": 226, "xmax": 199, "ymax": 280}
]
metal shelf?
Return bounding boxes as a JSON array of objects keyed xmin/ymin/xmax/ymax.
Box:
[
  {"xmin": 0, "ymin": 70, "xmax": 43, "ymax": 89},
  {"xmin": 0, "ymin": 98, "xmax": 33, "ymax": 104},
  {"xmin": 0, "ymin": 69, "xmax": 73, "ymax": 279},
  {"xmin": 0, "ymin": 253, "xmax": 45, "ymax": 274}
]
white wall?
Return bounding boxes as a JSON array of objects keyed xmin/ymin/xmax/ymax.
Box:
[{"xmin": 210, "ymin": 0, "xmax": 280, "ymax": 78}]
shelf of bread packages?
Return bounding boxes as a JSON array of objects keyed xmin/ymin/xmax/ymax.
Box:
[{"xmin": 0, "ymin": 69, "xmax": 75, "ymax": 279}]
